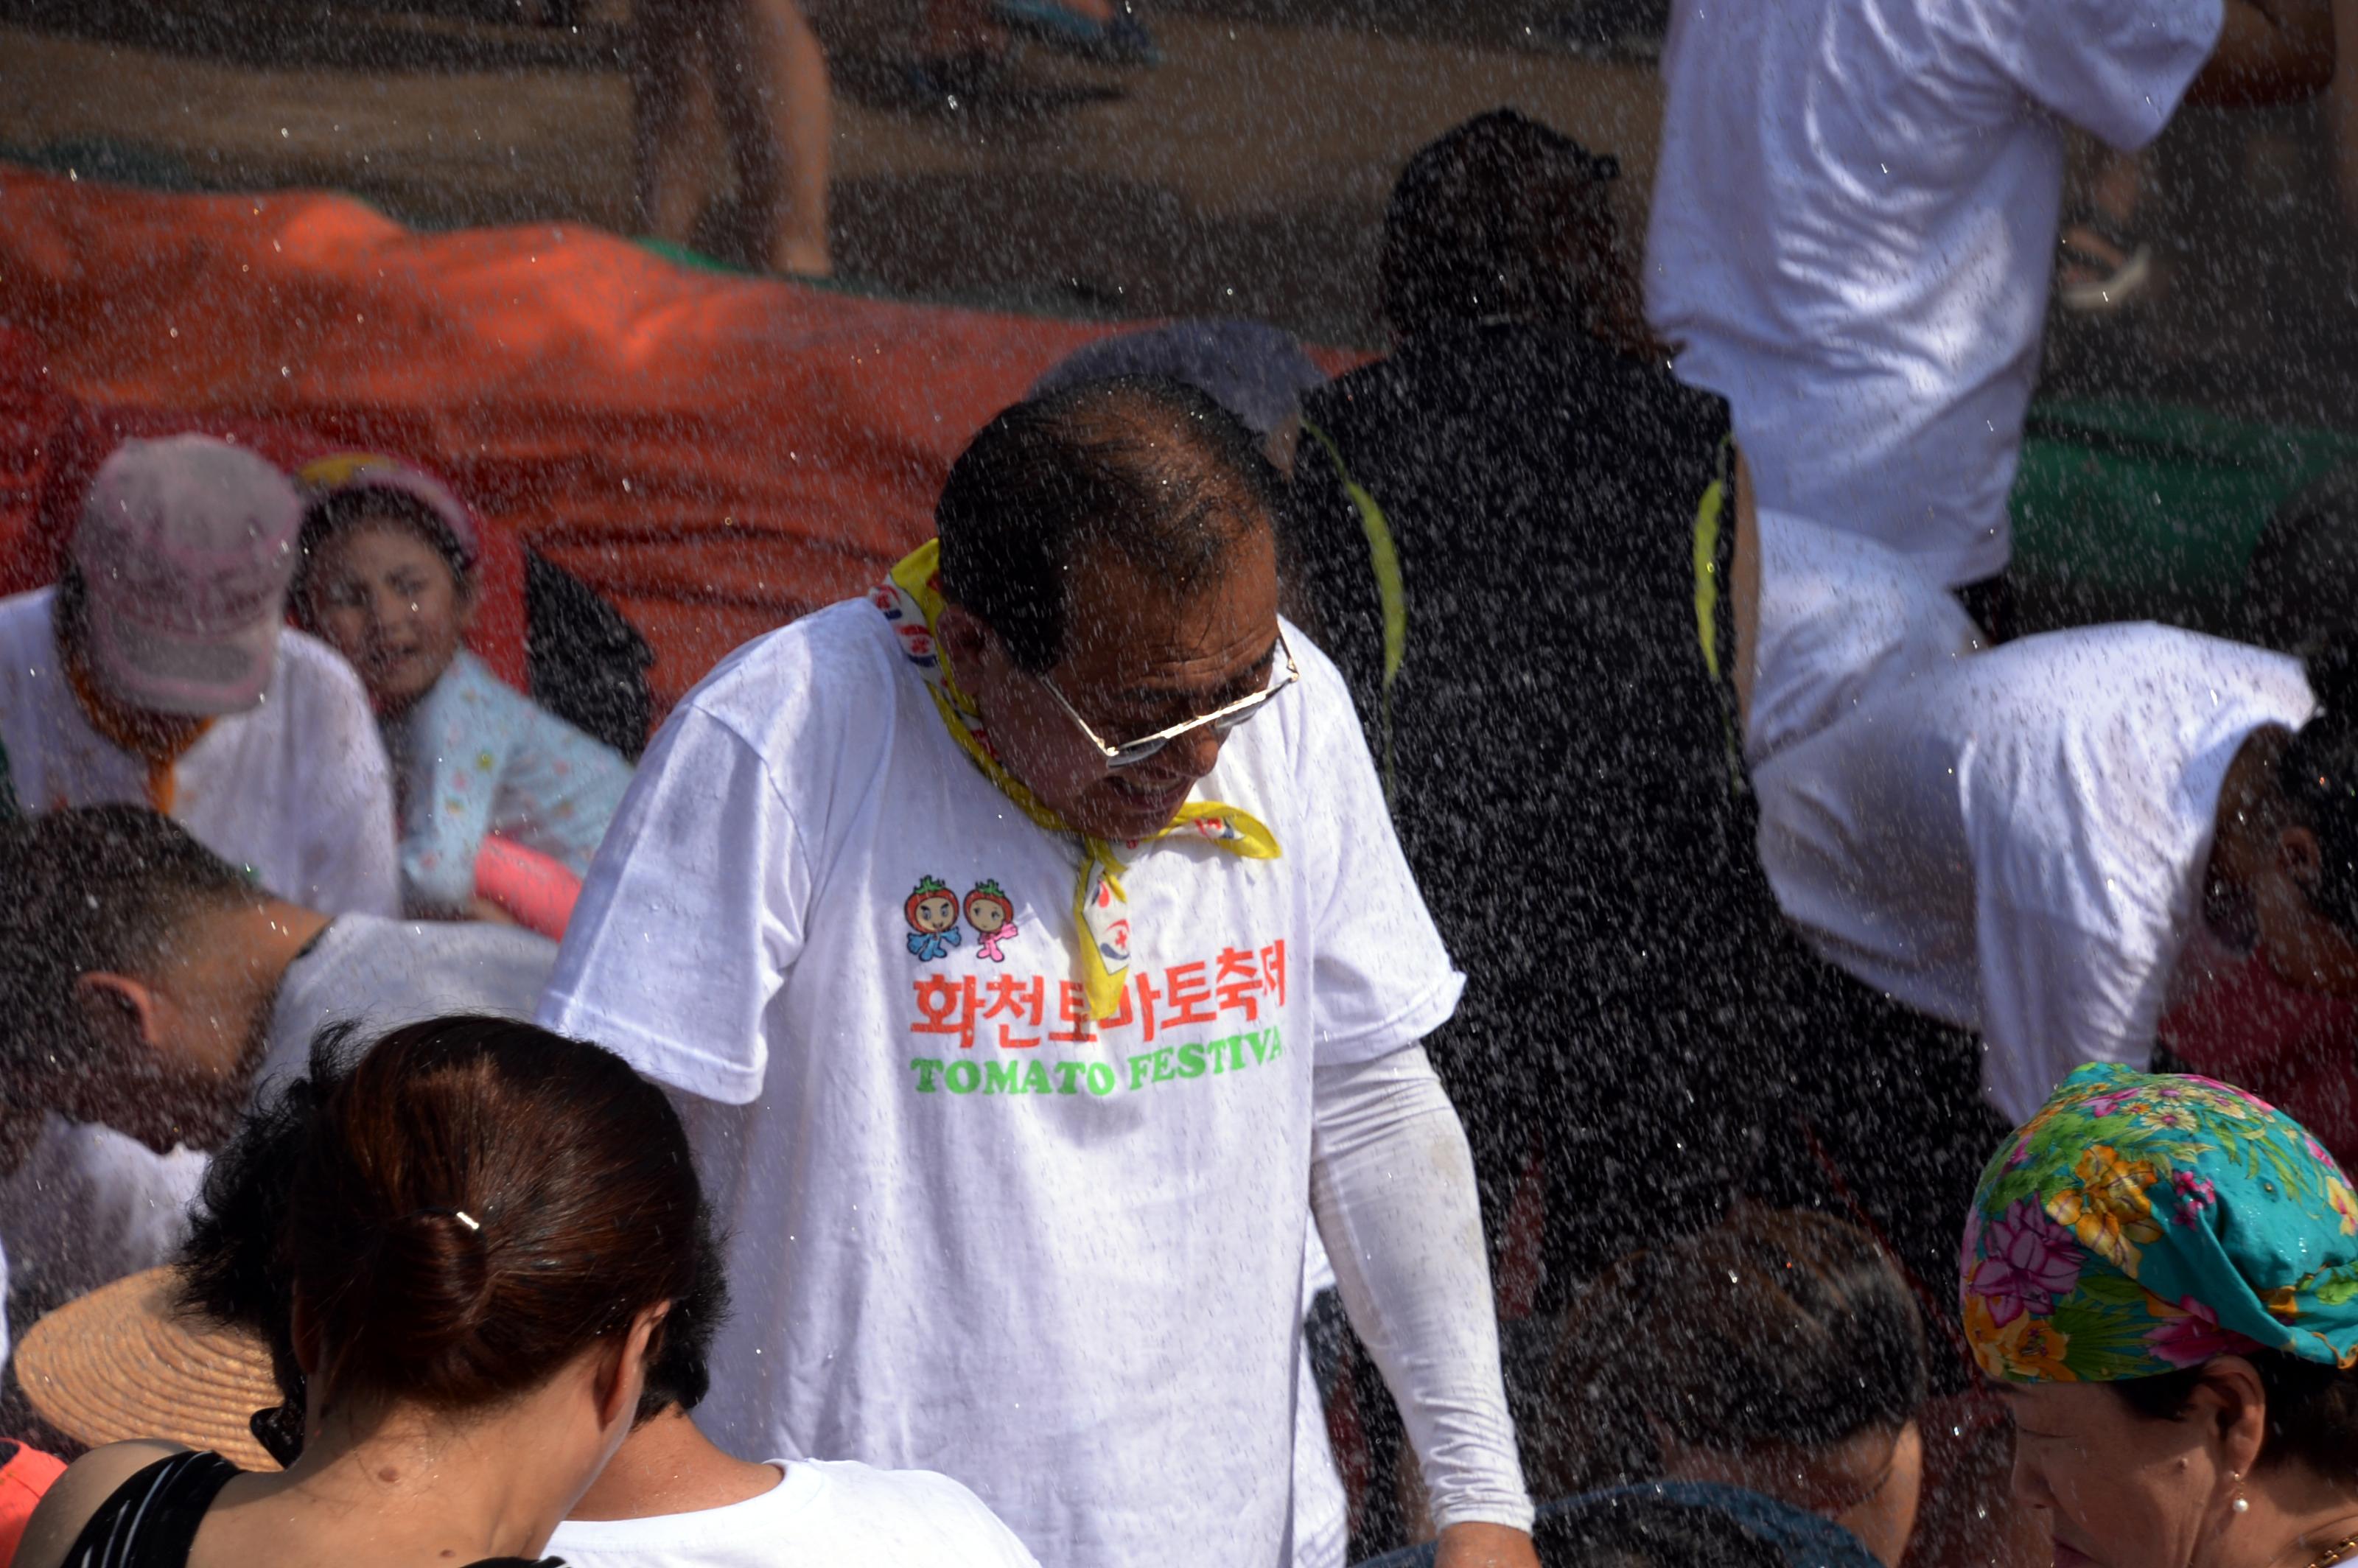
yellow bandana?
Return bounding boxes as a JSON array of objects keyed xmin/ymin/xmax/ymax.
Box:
[{"xmin": 874, "ymin": 541, "xmax": 1281, "ymax": 1020}]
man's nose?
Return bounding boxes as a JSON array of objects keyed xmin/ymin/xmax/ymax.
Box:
[{"xmin": 1166, "ymin": 724, "xmax": 1225, "ymax": 781}]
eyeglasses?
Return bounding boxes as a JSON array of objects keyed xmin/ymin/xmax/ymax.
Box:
[{"xmin": 1039, "ymin": 627, "xmax": 1301, "ymax": 769}]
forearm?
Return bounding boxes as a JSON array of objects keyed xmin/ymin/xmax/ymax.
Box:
[{"xmin": 1309, "ymin": 1045, "xmax": 1533, "ymax": 1534}]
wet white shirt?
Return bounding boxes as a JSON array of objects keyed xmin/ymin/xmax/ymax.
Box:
[
  {"xmin": 547, "ymin": 1458, "xmax": 1040, "ymax": 1568},
  {"xmin": 0, "ymin": 917, "xmax": 553, "ymax": 1329},
  {"xmin": 1747, "ymin": 511, "xmax": 2314, "ymax": 1119},
  {"xmin": 542, "ymin": 600, "xmax": 1473, "ymax": 1568},
  {"xmin": 0, "ymin": 587, "xmax": 399, "ymax": 917},
  {"xmin": 1648, "ymin": 0, "xmax": 2222, "ymax": 586}
]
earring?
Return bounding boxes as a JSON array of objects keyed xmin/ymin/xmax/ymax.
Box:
[
  {"xmin": 2234, "ymin": 1497, "xmax": 2250, "ymax": 1515},
  {"xmin": 2232, "ymin": 1473, "xmax": 2250, "ymax": 1515}
]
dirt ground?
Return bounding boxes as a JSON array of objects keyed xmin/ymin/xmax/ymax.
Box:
[
  {"xmin": 1, "ymin": 0, "xmax": 2355, "ymax": 400},
  {"xmin": 0, "ymin": 0, "xmax": 1668, "ymax": 346}
]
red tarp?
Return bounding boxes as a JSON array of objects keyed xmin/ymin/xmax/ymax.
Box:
[{"xmin": 0, "ymin": 164, "xmax": 1124, "ymax": 710}]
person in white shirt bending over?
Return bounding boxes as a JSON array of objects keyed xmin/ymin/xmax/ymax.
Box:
[
  {"xmin": 542, "ymin": 378, "xmax": 1536, "ymax": 1568},
  {"xmin": 0, "ymin": 434, "xmax": 398, "ymax": 915},
  {"xmin": 0, "ymin": 805, "xmax": 554, "ymax": 1331},
  {"xmin": 1729, "ymin": 469, "xmax": 2358, "ymax": 1125},
  {"xmin": 1648, "ymin": 0, "xmax": 2333, "ymax": 630}
]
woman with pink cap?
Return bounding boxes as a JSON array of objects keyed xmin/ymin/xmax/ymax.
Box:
[{"xmin": 0, "ymin": 433, "xmax": 398, "ymax": 918}]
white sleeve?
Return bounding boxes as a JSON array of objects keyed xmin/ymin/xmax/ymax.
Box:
[
  {"xmin": 1999, "ymin": 0, "xmax": 2225, "ymax": 150},
  {"xmin": 1309, "ymin": 1045, "xmax": 1532, "ymax": 1535},
  {"xmin": 301, "ymin": 661, "xmax": 402, "ymax": 918},
  {"xmin": 1287, "ymin": 631, "xmax": 1464, "ymax": 1065},
  {"xmin": 0, "ymin": 1119, "xmax": 206, "ymax": 1321},
  {"xmin": 537, "ymin": 704, "xmax": 807, "ymax": 1105},
  {"xmin": 1976, "ymin": 901, "xmax": 2157, "ymax": 1123}
]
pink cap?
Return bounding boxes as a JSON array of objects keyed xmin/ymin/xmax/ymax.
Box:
[
  {"xmin": 71, "ymin": 435, "xmax": 303, "ymax": 716},
  {"xmin": 293, "ymin": 451, "xmax": 479, "ymax": 569}
]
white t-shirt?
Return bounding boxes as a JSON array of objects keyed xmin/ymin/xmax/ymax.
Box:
[
  {"xmin": 1748, "ymin": 511, "xmax": 2315, "ymax": 1120},
  {"xmin": 0, "ymin": 587, "xmax": 400, "ymax": 917},
  {"xmin": 0, "ymin": 917, "xmax": 554, "ymax": 1330},
  {"xmin": 541, "ymin": 601, "xmax": 1461, "ymax": 1568},
  {"xmin": 1647, "ymin": 0, "xmax": 2222, "ymax": 586},
  {"xmin": 547, "ymin": 1458, "xmax": 1040, "ymax": 1568}
]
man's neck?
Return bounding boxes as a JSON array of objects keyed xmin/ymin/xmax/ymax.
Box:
[{"xmin": 565, "ymin": 1408, "xmax": 783, "ymax": 1523}]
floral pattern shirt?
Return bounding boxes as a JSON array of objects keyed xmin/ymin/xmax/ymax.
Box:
[{"xmin": 385, "ymin": 649, "xmax": 633, "ymax": 911}]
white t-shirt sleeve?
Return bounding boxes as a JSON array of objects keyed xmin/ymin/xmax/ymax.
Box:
[
  {"xmin": 1995, "ymin": 0, "xmax": 2225, "ymax": 152},
  {"xmin": 287, "ymin": 636, "xmax": 402, "ymax": 918},
  {"xmin": 538, "ymin": 704, "xmax": 808, "ymax": 1105},
  {"xmin": 1287, "ymin": 636, "xmax": 1463, "ymax": 1065}
]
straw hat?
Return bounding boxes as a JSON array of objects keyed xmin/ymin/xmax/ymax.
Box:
[{"xmin": 15, "ymin": 1267, "xmax": 281, "ymax": 1471}]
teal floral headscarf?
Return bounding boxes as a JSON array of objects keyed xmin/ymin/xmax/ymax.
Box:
[{"xmin": 1960, "ymin": 1064, "xmax": 2358, "ymax": 1382}]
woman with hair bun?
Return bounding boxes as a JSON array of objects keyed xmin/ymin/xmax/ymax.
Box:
[
  {"xmin": 1962, "ymin": 1064, "xmax": 2358, "ymax": 1568},
  {"xmin": 15, "ymin": 1015, "xmax": 701, "ymax": 1568}
]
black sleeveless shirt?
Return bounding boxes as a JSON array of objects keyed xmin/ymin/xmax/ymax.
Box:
[{"xmin": 59, "ymin": 1451, "xmax": 564, "ymax": 1568}]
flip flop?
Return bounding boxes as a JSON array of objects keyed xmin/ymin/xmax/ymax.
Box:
[
  {"xmin": 989, "ymin": 0, "xmax": 1159, "ymax": 66},
  {"xmin": 2057, "ymin": 210, "xmax": 2153, "ymax": 315}
]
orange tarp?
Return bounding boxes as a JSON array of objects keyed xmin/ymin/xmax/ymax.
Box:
[{"xmin": 0, "ymin": 164, "xmax": 1114, "ymax": 710}]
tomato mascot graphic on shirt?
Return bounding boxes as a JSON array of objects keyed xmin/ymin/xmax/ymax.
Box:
[
  {"xmin": 903, "ymin": 875, "xmax": 964, "ymax": 962},
  {"xmin": 964, "ymin": 880, "xmax": 1019, "ymax": 962}
]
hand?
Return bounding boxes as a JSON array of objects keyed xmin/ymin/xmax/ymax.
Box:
[{"xmin": 1434, "ymin": 1521, "xmax": 1540, "ymax": 1568}]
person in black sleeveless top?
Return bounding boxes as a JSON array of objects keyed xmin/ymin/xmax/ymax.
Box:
[{"xmin": 14, "ymin": 1015, "xmax": 704, "ymax": 1568}]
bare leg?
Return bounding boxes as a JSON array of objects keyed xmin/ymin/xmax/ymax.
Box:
[
  {"xmin": 707, "ymin": 0, "xmax": 834, "ymax": 276},
  {"xmin": 633, "ymin": 1, "xmax": 720, "ymax": 244}
]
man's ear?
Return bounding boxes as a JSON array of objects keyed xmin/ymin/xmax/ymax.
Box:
[
  {"xmin": 935, "ymin": 602, "xmax": 986, "ymax": 664},
  {"xmin": 2277, "ymin": 822, "xmax": 2327, "ymax": 896},
  {"xmin": 71, "ymin": 973, "xmax": 164, "ymax": 1060}
]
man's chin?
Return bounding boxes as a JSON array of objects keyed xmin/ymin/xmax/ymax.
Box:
[{"xmin": 1078, "ymin": 778, "xmax": 1195, "ymax": 841}]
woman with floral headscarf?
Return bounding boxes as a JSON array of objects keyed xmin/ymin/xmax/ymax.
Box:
[{"xmin": 1962, "ymin": 1064, "xmax": 2358, "ymax": 1568}]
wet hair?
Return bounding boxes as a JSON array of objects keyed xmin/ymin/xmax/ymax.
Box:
[
  {"xmin": 934, "ymin": 377, "xmax": 1281, "ymax": 674},
  {"xmin": 179, "ymin": 1015, "xmax": 702, "ymax": 1421},
  {"xmin": 1533, "ymin": 1492, "xmax": 1788, "ymax": 1568},
  {"xmin": 290, "ymin": 488, "xmax": 473, "ymax": 631},
  {"xmin": 2242, "ymin": 462, "xmax": 2358, "ymax": 655},
  {"xmin": 1379, "ymin": 108, "xmax": 1654, "ymax": 357},
  {"xmin": 1027, "ymin": 320, "xmax": 1327, "ymax": 441},
  {"xmin": 2111, "ymin": 1352, "xmax": 2358, "ymax": 1486},
  {"xmin": 1539, "ymin": 1205, "xmax": 1928, "ymax": 1494},
  {"xmin": 2272, "ymin": 639, "xmax": 2358, "ymax": 933},
  {"xmin": 0, "ymin": 805, "xmax": 263, "ymax": 1080}
]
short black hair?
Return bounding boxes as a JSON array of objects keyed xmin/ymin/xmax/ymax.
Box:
[
  {"xmin": 1538, "ymin": 1205, "xmax": 1928, "ymax": 1494},
  {"xmin": 1534, "ymin": 1492, "xmax": 1789, "ymax": 1568},
  {"xmin": 2113, "ymin": 1352, "xmax": 2358, "ymax": 1486},
  {"xmin": 0, "ymin": 805, "xmax": 263, "ymax": 1079},
  {"xmin": 1379, "ymin": 108, "xmax": 1645, "ymax": 353},
  {"xmin": 2274, "ymin": 639, "xmax": 2358, "ymax": 938},
  {"xmin": 934, "ymin": 377, "xmax": 1281, "ymax": 674}
]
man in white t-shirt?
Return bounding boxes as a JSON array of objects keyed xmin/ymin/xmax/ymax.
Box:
[
  {"xmin": 0, "ymin": 434, "xmax": 398, "ymax": 916},
  {"xmin": 1735, "ymin": 491, "xmax": 2346, "ymax": 1121},
  {"xmin": 0, "ymin": 805, "xmax": 553, "ymax": 1327},
  {"xmin": 1647, "ymin": 0, "xmax": 2331, "ymax": 603},
  {"xmin": 542, "ymin": 380, "xmax": 1535, "ymax": 1568},
  {"xmin": 549, "ymin": 1205, "xmax": 1041, "ymax": 1568}
]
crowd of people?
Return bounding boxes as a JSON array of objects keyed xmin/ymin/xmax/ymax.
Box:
[{"xmin": 1, "ymin": 0, "xmax": 2358, "ymax": 1565}]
